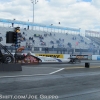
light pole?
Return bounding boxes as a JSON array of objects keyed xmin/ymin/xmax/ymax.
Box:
[{"xmin": 31, "ymin": 0, "xmax": 38, "ymax": 28}]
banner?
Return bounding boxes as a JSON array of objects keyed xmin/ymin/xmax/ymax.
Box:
[{"xmin": 35, "ymin": 54, "xmax": 63, "ymax": 58}]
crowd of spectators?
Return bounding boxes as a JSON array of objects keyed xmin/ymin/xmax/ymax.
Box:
[{"xmin": 28, "ymin": 37, "xmax": 35, "ymax": 44}]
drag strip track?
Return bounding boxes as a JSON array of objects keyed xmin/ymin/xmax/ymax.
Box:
[
  {"xmin": 0, "ymin": 60, "xmax": 100, "ymax": 78},
  {"xmin": 0, "ymin": 61, "xmax": 100, "ymax": 100},
  {"xmin": 1, "ymin": 69, "xmax": 100, "ymax": 100}
]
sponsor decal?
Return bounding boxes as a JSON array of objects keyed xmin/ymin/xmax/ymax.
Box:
[
  {"xmin": 36, "ymin": 54, "xmax": 63, "ymax": 58},
  {"xmin": 18, "ymin": 55, "xmax": 39, "ymax": 64},
  {"xmin": 72, "ymin": 55, "xmax": 88, "ymax": 60}
]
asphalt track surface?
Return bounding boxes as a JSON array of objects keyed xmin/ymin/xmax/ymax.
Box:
[{"xmin": 0, "ymin": 60, "xmax": 100, "ymax": 100}]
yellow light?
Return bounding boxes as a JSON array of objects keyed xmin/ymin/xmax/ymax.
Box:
[{"xmin": 16, "ymin": 30, "xmax": 20, "ymax": 33}]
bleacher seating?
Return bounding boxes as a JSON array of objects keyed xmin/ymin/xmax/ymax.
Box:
[
  {"xmin": 0, "ymin": 26, "xmax": 99, "ymax": 55},
  {"xmin": 86, "ymin": 36, "xmax": 100, "ymax": 45}
]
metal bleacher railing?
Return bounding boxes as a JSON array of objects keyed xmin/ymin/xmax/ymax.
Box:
[{"xmin": 0, "ymin": 18, "xmax": 80, "ymax": 33}]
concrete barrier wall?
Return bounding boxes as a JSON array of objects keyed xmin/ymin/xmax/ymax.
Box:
[
  {"xmin": 34, "ymin": 53, "xmax": 95, "ymax": 60},
  {"xmin": 92, "ymin": 55, "xmax": 100, "ymax": 60}
]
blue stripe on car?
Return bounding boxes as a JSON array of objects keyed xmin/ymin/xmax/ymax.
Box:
[{"xmin": 56, "ymin": 59, "xmax": 62, "ymax": 62}]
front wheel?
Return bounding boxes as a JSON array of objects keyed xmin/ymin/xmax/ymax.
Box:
[
  {"xmin": 3, "ymin": 55, "xmax": 14, "ymax": 63},
  {"xmin": 39, "ymin": 59, "xmax": 42, "ymax": 63}
]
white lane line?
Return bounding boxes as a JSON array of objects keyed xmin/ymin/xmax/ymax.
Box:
[
  {"xmin": 0, "ymin": 74, "xmax": 49, "ymax": 78},
  {"xmin": 49, "ymin": 68, "xmax": 65, "ymax": 75},
  {"xmin": 0, "ymin": 68, "xmax": 65, "ymax": 78},
  {"xmin": 66, "ymin": 67, "xmax": 84, "ymax": 69}
]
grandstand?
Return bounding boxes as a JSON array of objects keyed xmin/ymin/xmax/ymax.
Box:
[{"xmin": 0, "ymin": 18, "xmax": 99, "ymax": 55}]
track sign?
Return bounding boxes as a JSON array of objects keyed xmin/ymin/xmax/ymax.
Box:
[{"xmin": 6, "ymin": 31, "xmax": 15, "ymax": 43}]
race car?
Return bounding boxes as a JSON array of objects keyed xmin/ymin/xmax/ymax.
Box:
[
  {"xmin": 12, "ymin": 52, "xmax": 71, "ymax": 63},
  {"xmin": 12, "ymin": 46, "xmax": 71, "ymax": 63}
]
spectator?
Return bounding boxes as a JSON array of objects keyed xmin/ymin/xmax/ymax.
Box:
[
  {"xmin": 28, "ymin": 45, "xmax": 30, "ymax": 49},
  {"xmin": 52, "ymin": 45, "xmax": 54, "ymax": 51},
  {"xmin": 76, "ymin": 42, "xmax": 79, "ymax": 46},
  {"xmin": 27, "ymin": 25, "xmax": 29, "ymax": 30},
  {"xmin": 29, "ymin": 37, "xmax": 30, "ymax": 40},
  {"xmin": 68, "ymin": 42, "xmax": 71, "ymax": 47},
  {"xmin": 0, "ymin": 37, "xmax": 3, "ymax": 42},
  {"xmin": 45, "ymin": 48, "xmax": 47, "ymax": 53},
  {"xmin": 24, "ymin": 28, "xmax": 26, "ymax": 30},
  {"xmin": 50, "ymin": 33, "xmax": 52, "ymax": 36},
  {"xmin": 44, "ymin": 34, "xmax": 47, "ymax": 37},
  {"xmin": 63, "ymin": 47, "xmax": 65, "ymax": 54},
  {"xmin": 66, "ymin": 33, "xmax": 68, "ymax": 35},
  {"xmin": 23, "ymin": 37, "xmax": 26, "ymax": 41},
  {"xmin": 47, "ymin": 47, "xmax": 49, "ymax": 53},
  {"xmin": 12, "ymin": 23, "xmax": 14, "ymax": 27},
  {"xmin": 26, "ymin": 42, "xmax": 28, "ymax": 48},
  {"xmin": 80, "ymin": 48, "xmax": 82, "ymax": 55},
  {"xmin": 11, "ymin": 18, "xmax": 15, "ymax": 27},
  {"xmin": 33, "ymin": 40, "xmax": 35, "ymax": 44}
]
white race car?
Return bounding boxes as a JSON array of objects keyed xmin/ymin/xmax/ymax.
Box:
[
  {"xmin": 11, "ymin": 52, "xmax": 71, "ymax": 63},
  {"xmin": 30, "ymin": 52, "xmax": 71, "ymax": 63},
  {"xmin": 35, "ymin": 56, "xmax": 71, "ymax": 63}
]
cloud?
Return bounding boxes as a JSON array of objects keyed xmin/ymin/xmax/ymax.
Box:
[
  {"xmin": 92, "ymin": 0, "xmax": 100, "ymax": 8},
  {"xmin": 0, "ymin": 0, "xmax": 100, "ymax": 32}
]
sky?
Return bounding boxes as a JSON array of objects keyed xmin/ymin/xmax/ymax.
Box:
[{"xmin": 0, "ymin": 0, "xmax": 100, "ymax": 33}]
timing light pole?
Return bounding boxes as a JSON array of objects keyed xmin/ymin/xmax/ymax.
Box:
[{"xmin": 31, "ymin": 0, "xmax": 38, "ymax": 24}]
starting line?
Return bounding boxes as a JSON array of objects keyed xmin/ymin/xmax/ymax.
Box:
[
  {"xmin": 0, "ymin": 68, "xmax": 65, "ymax": 78},
  {"xmin": 1, "ymin": 66, "xmax": 100, "ymax": 78}
]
